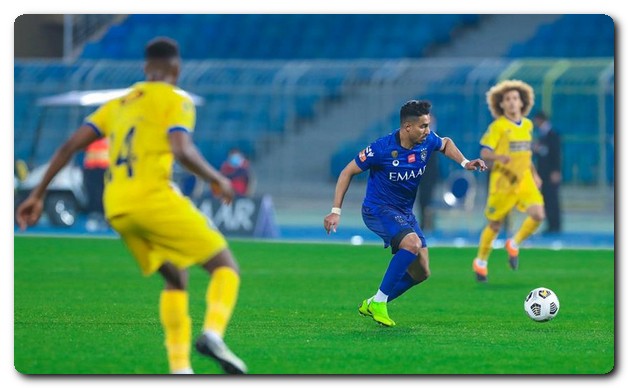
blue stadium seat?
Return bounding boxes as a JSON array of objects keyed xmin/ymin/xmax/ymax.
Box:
[
  {"xmin": 18, "ymin": 15, "xmax": 499, "ymax": 172},
  {"xmin": 79, "ymin": 14, "xmax": 479, "ymax": 61},
  {"xmin": 507, "ymin": 14, "xmax": 614, "ymax": 58}
]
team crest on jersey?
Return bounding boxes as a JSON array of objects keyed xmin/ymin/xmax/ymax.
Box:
[
  {"xmin": 120, "ymin": 90, "xmax": 144, "ymax": 105},
  {"xmin": 420, "ymin": 148, "xmax": 427, "ymax": 162},
  {"xmin": 408, "ymin": 154, "xmax": 416, "ymax": 163}
]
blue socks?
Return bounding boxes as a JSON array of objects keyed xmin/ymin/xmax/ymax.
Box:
[
  {"xmin": 387, "ymin": 272, "xmax": 419, "ymax": 302},
  {"xmin": 378, "ymin": 248, "xmax": 417, "ymax": 298}
]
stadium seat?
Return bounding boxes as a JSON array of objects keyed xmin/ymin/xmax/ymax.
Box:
[{"xmin": 507, "ymin": 14, "xmax": 614, "ymax": 58}]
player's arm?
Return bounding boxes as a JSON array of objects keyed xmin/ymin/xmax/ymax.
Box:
[
  {"xmin": 480, "ymin": 146, "xmax": 510, "ymax": 164},
  {"xmin": 323, "ymin": 160, "xmax": 363, "ymax": 234},
  {"xmin": 479, "ymin": 123, "xmax": 510, "ymax": 164},
  {"xmin": 440, "ymin": 137, "xmax": 487, "ymax": 171},
  {"xmin": 168, "ymin": 130, "xmax": 235, "ymax": 204},
  {"xmin": 16, "ymin": 125, "xmax": 100, "ymax": 230}
]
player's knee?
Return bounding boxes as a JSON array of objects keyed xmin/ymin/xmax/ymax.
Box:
[
  {"xmin": 399, "ymin": 236, "xmax": 422, "ymax": 255},
  {"xmin": 159, "ymin": 263, "xmax": 187, "ymax": 290},
  {"xmin": 203, "ymin": 248, "xmax": 240, "ymax": 275},
  {"xmin": 532, "ymin": 212, "xmax": 545, "ymax": 222},
  {"xmin": 489, "ymin": 221, "xmax": 502, "ymax": 232},
  {"xmin": 530, "ymin": 207, "xmax": 546, "ymax": 222}
]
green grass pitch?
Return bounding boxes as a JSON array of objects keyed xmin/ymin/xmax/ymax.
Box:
[{"xmin": 14, "ymin": 236, "xmax": 614, "ymax": 374}]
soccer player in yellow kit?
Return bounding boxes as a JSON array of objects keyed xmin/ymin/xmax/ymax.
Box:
[
  {"xmin": 16, "ymin": 37, "xmax": 247, "ymax": 374},
  {"xmin": 472, "ymin": 80, "xmax": 545, "ymax": 282}
]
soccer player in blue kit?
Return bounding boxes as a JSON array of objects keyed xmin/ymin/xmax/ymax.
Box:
[{"xmin": 324, "ymin": 100, "xmax": 487, "ymax": 327}]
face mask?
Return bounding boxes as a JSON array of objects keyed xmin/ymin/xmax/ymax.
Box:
[{"xmin": 229, "ymin": 154, "xmax": 244, "ymax": 167}]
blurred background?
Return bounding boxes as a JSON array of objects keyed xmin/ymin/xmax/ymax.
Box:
[{"xmin": 13, "ymin": 14, "xmax": 614, "ymax": 248}]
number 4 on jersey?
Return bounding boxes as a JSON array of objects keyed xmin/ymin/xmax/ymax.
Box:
[{"xmin": 115, "ymin": 126, "xmax": 136, "ymax": 177}]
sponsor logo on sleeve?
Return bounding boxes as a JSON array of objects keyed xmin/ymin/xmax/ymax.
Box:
[{"xmin": 359, "ymin": 146, "xmax": 374, "ymax": 162}]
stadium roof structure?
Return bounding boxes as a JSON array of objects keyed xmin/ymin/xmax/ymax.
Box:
[{"xmin": 36, "ymin": 88, "xmax": 205, "ymax": 107}]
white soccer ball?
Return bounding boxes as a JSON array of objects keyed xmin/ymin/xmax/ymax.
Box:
[
  {"xmin": 350, "ymin": 235, "xmax": 364, "ymax": 245},
  {"xmin": 524, "ymin": 287, "xmax": 560, "ymax": 322}
]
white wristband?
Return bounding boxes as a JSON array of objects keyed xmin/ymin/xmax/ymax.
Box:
[
  {"xmin": 460, "ymin": 159, "xmax": 470, "ymax": 168},
  {"xmin": 331, "ymin": 207, "xmax": 342, "ymax": 215}
]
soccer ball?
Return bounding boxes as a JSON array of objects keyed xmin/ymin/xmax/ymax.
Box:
[{"xmin": 524, "ymin": 287, "xmax": 560, "ymax": 322}]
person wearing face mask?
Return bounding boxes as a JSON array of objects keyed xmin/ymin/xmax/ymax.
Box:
[{"xmin": 220, "ymin": 148, "xmax": 252, "ymax": 197}]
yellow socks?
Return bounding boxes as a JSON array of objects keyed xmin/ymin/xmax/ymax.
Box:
[
  {"xmin": 159, "ymin": 290, "xmax": 192, "ymax": 373},
  {"xmin": 203, "ymin": 267, "xmax": 240, "ymax": 338},
  {"xmin": 158, "ymin": 267, "xmax": 240, "ymax": 373},
  {"xmin": 477, "ymin": 225, "xmax": 499, "ymax": 261},
  {"xmin": 514, "ymin": 217, "xmax": 542, "ymax": 245}
]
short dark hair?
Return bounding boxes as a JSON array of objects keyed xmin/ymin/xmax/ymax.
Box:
[
  {"xmin": 534, "ymin": 111, "xmax": 549, "ymax": 121},
  {"xmin": 400, "ymin": 100, "xmax": 431, "ymax": 124},
  {"xmin": 145, "ymin": 37, "xmax": 180, "ymax": 60}
]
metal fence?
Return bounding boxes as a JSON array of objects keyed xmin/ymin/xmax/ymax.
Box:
[{"xmin": 14, "ymin": 58, "xmax": 614, "ymax": 192}]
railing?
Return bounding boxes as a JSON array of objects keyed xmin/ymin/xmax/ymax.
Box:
[{"xmin": 14, "ymin": 58, "xmax": 614, "ymax": 187}]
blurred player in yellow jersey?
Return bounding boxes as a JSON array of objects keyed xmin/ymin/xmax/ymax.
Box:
[
  {"xmin": 16, "ymin": 37, "xmax": 247, "ymax": 374},
  {"xmin": 472, "ymin": 80, "xmax": 545, "ymax": 282}
]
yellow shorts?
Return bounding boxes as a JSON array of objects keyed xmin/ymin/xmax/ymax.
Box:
[
  {"xmin": 484, "ymin": 172, "xmax": 544, "ymax": 221},
  {"xmin": 108, "ymin": 191, "xmax": 227, "ymax": 276}
]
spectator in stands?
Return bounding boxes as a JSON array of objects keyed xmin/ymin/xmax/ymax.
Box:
[
  {"xmin": 82, "ymin": 137, "xmax": 109, "ymax": 229},
  {"xmin": 220, "ymin": 148, "xmax": 252, "ymax": 197},
  {"xmin": 533, "ymin": 111, "xmax": 562, "ymax": 234}
]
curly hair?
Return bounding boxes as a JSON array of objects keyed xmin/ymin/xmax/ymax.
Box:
[{"xmin": 486, "ymin": 80, "xmax": 535, "ymax": 118}]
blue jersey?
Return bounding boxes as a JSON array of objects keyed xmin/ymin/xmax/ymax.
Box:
[{"xmin": 355, "ymin": 130, "xmax": 443, "ymax": 212}]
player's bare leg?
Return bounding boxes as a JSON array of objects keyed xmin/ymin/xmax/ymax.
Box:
[{"xmin": 407, "ymin": 248, "xmax": 430, "ymax": 284}]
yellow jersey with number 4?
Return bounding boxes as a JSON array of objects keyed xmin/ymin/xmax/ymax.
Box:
[
  {"xmin": 480, "ymin": 115, "xmax": 534, "ymax": 194},
  {"xmin": 85, "ymin": 81, "xmax": 196, "ymax": 218}
]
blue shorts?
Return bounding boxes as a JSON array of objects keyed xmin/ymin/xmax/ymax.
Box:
[{"xmin": 362, "ymin": 204, "xmax": 426, "ymax": 253}]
